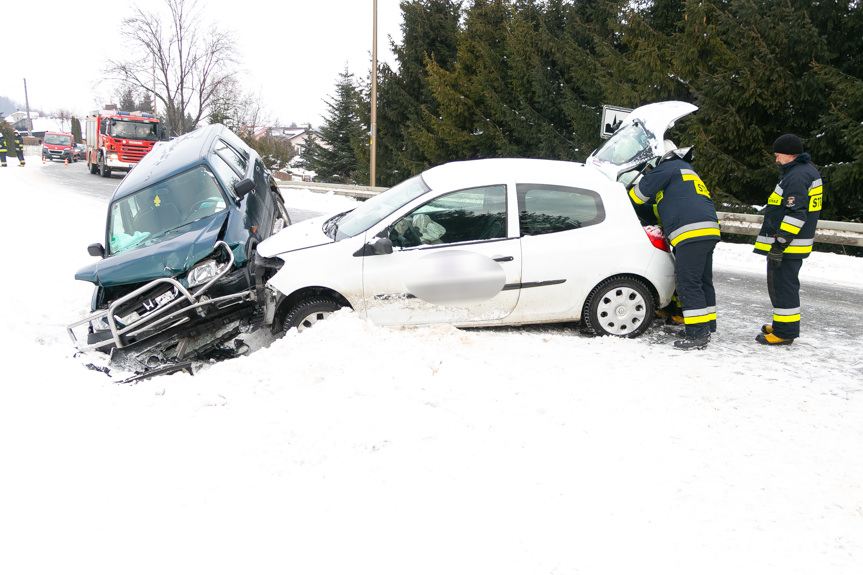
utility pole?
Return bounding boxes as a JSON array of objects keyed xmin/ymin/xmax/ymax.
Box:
[
  {"xmin": 23, "ymin": 78, "xmax": 33, "ymax": 134},
  {"xmin": 370, "ymin": 0, "xmax": 378, "ymax": 187}
]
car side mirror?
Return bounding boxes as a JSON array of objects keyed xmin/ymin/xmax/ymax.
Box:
[
  {"xmin": 353, "ymin": 237, "xmax": 393, "ymax": 257},
  {"xmin": 87, "ymin": 243, "xmax": 105, "ymax": 258},
  {"xmin": 234, "ymin": 178, "xmax": 255, "ymax": 199}
]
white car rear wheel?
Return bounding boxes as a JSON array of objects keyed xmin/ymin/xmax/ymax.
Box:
[{"xmin": 583, "ymin": 277, "xmax": 654, "ymax": 337}]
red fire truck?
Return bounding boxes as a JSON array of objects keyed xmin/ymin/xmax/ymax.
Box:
[{"xmin": 85, "ymin": 110, "xmax": 164, "ymax": 178}]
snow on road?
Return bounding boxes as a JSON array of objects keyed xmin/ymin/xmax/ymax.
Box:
[{"xmin": 1, "ymin": 159, "xmax": 861, "ymax": 574}]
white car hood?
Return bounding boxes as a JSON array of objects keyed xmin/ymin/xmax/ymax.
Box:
[
  {"xmin": 587, "ymin": 100, "xmax": 698, "ymax": 181},
  {"xmin": 257, "ymin": 214, "xmax": 334, "ymax": 258}
]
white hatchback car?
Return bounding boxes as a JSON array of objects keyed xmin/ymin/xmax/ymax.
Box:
[{"xmin": 257, "ymin": 101, "xmax": 696, "ymax": 337}]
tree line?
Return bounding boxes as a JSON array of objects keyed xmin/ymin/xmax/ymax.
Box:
[{"xmin": 304, "ymin": 0, "xmax": 863, "ymax": 223}]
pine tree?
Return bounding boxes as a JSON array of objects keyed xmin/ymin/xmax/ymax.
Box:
[
  {"xmin": 372, "ymin": 0, "xmax": 463, "ymax": 185},
  {"xmin": 302, "ymin": 68, "xmax": 365, "ymax": 184}
]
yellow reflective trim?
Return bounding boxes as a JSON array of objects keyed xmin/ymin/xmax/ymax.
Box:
[
  {"xmin": 655, "ymin": 190, "xmax": 664, "ymax": 203},
  {"xmin": 754, "ymin": 241, "xmax": 771, "ymax": 251},
  {"xmin": 773, "ymin": 313, "xmax": 801, "ymax": 323},
  {"xmin": 628, "ymin": 189, "xmax": 645, "ymax": 205},
  {"xmin": 768, "ymin": 192, "xmax": 783, "ymax": 206},
  {"xmin": 669, "ymin": 227, "xmax": 721, "ymax": 246},
  {"xmin": 682, "ymin": 174, "xmax": 711, "ymax": 198},
  {"xmin": 785, "ymin": 245, "xmax": 813, "ymax": 254},
  {"xmin": 809, "ymin": 185, "xmax": 823, "ymax": 195},
  {"xmin": 779, "ymin": 221, "xmax": 801, "ymax": 234},
  {"xmin": 683, "ymin": 315, "xmax": 711, "ymax": 325},
  {"xmin": 809, "ymin": 193, "xmax": 822, "ymax": 212}
]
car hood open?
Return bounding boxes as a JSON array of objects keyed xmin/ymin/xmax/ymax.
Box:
[
  {"xmin": 74, "ymin": 213, "xmax": 228, "ymax": 287},
  {"xmin": 256, "ymin": 214, "xmax": 334, "ymax": 258}
]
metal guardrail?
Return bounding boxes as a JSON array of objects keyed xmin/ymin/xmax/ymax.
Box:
[
  {"xmin": 277, "ymin": 181, "xmax": 863, "ymax": 247},
  {"xmin": 717, "ymin": 212, "xmax": 863, "ymax": 247}
]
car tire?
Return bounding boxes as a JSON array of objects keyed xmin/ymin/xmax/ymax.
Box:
[
  {"xmin": 583, "ymin": 276, "xmax": 655, "ymax": 338},
  {"xmin": 283, "ymin": 297, "xmax": 343, "ymax": 335},
  {"xmin": 272, "ymin": 195, "xmax": 292, "ymax": 234},
  {"xmin": 99, "ymin": 154, "xmax": 111, "ymax": 178}
]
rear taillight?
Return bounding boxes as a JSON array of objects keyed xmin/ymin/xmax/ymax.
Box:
[{"xmin": 643, "ymin": 225, "xmax": 670, "ymax": 252}]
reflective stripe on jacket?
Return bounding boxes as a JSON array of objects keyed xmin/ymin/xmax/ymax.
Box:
[
  {"xmin": 753, "ymin": 153, "xmax": 822, "ymax": 259},
  {"xmin": 629, "ymin": 159, "xmax": 720, "ymax": 248}
]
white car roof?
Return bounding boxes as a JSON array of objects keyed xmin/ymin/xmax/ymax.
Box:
[{"xmin": 420, "ymin": 157, "xmax": 614, "ymax": 193}]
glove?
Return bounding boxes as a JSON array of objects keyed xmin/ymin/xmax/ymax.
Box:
[{"xmin": 767, "ymin": 237, "xmax": 788, "ymax": 268}]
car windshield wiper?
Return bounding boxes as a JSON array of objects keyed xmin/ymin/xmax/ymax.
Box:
[{"xmin": 322, "ymin": 212, "xmax": 348, "ymax": 240}]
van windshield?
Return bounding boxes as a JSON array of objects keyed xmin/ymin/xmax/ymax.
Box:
[
  {"xmin": 108, "ymin": 166, "xmax": 228, "ymax": 255},
  {"xmin": 44, "ymin": 134, "xmax": 72, "ymax": 146}
]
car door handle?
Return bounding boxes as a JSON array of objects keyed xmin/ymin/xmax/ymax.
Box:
[{"xmin": 493, "ymin": 256, "xmax": 514, "ymax": 262}]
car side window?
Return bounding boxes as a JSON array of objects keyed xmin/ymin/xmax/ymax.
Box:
[
  {"xmin": 390, "ymin": 185, "xmax": 507, "ymax": 248},
  {"xmin": 213, "ymin": 140, "xmax": 248, "ymax": 176},
  {"xmin": 210, "ymin": 153, "xmax": 242, "ymax": 194},
  {"xmin": 517, "ymin": 184, "xmax": 605, "ymax": 236}
]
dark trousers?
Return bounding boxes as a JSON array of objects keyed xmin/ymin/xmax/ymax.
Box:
[
  {"xmin": 0, "ymin": 151, "xmax": 6, "ymax": 165},
  {"xmin": 674, "ymin": 239, "xmax": 718, "ymax": 338},
  {"xmin": 15, "ymin": 149, "xmax": 24, "ymax": 165},
  {"xmin": 767, "ymin": 258, "xmax": 803, "ymax": 339}
]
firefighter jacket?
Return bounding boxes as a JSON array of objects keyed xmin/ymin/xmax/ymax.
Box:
[
  {"xmin": 12, "ymin": 134, "xmax": 24, "ymax": 151},
  {"xmin": 753, "ymin": 153, "xmax": 823, "ymax": 260},
  {"xmin": 629, "ymin": 159, "xmax": 720, "ymax": 248},
  {"xmin": 0, "ymin": 137, "xmax": 6, "ymax": 153}
]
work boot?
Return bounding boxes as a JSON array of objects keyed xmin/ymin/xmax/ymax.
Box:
[
  {"xmin": 755, "ymin": 333, "xmax": 793, "ymax": 345},
  {"xmin": 674, "ymin": 334, "xmax": 710, "ymax": 350},
  {"xmin": 761, "ymin": 324, "xmax": 773, "ymax": 335}
]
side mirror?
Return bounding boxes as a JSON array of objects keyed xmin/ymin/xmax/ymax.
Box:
[
  {"xmin": 234, "ymin": 178, "xmax": 255, "ymax": 199},
  {"xmin": 353, "ymin": 237, "xmax": 393, "ymax": 257},
  {"xmin": 87, "ymin": 243, "xmax": 105, "ymax": 258}
]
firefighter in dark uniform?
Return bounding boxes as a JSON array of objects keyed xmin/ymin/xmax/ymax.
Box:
[
  {"xmin": 12, "ymin": 131, "xmax": 25, "ymax": 166},
  {"xmin": 753, "ymin": 134, "xmax": 822, "ymax": 345},
  {"xmin": 629, "ymin": 146, "xmax": 721, "ymax": 350},
  {"xmin": 0, "ymin": 133, "xmax": 7, "ymax": 167}
]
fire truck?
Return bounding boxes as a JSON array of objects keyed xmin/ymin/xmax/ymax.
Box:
[{"xmin": 85, "ymin": 110, "xmax": 164, "ymax": 178}]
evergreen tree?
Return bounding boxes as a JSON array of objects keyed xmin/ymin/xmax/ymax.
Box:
[
  {"xmin": 302, "ymin": 68, "xmax": 365, "ymax": 184},
  {"xmin": 372, "ymin": 0, "xmax": 463, "ymax": 185},
  {"xmin": 71, "ymin": 117, "xmax": 83, "ymax": 143}
]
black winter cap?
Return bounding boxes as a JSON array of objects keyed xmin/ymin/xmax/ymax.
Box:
[{"xmin": 773, "ymin": 134, "xmax": 804, "ymax": 155}]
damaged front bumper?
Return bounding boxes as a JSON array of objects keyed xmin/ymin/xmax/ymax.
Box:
[{"xmin": 67, "ymin": 241, "xmax": 257, "ymax": 363}]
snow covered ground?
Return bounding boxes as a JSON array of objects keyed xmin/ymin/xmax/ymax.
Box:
[{"xmin": 1, "ymin": 158, "xmax": 861, "ymax": 574}]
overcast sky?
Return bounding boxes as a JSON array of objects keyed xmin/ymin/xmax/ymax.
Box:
[{"xmin": 1, "ymin": 0, "xmax": 404, "ymax": 127}]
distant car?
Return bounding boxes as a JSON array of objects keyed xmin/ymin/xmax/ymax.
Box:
[
  {"xmin": 73, "ymin": 143, "xmax": 85, "ymax": 162},
  {"xmin": 67, "ymin": 124, "xmax": 291, "ymax": 374},
  {"xmin": 254, "ymin": 103, "xmax": 699, "ymax": 338}
]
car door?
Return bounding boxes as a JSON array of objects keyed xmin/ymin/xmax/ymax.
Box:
[{"xmin": 361, "ymin": 184, "xmax": 522, "ymax": 326}]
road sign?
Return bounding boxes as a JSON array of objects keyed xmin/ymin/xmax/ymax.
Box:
[{"xmin": 601, "ymin": 105, "xmax": 632, "ymax": 139}]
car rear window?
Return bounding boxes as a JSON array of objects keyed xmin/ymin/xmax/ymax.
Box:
[{"xmin": 517, "ymin": 184, "xmax": 605, "ymax": 235}]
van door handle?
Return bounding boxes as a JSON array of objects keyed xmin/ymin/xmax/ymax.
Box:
[{"xmin": 493, "ymin": 256, "xmax": 514, "ymax": 262}]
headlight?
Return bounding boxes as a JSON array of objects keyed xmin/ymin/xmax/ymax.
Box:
[
  {"xmin": 187, "ymin": 260, "xmax": 223, "ymax": 287},
  {"xmin": 109, "ymin": 153, "xmax": 119, "ymax": 160}
]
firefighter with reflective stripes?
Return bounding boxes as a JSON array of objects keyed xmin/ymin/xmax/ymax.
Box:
[
  {"xmin": 0, "ymin": 134, "xmax": 7, "ymax": 167},
  {"xmin": 753, "ymin": 134, "xmax": 823, "ymax": 345},
  {"xmin": 12, "ymin": 131, "xmax": 25, "ymax": 166},
  {"xmin": 630, "ymin": 146, "xmax": 720, "ymax": 350}
]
